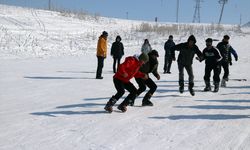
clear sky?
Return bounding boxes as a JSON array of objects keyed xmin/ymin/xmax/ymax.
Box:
[{"xmin": 0, "ymin": 0, "xmax": 249, "ymax": 25}]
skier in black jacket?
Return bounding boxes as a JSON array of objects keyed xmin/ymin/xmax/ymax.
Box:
[
  {"xmin": 164, "ymin": 35, "xmax": 175, "ymax": 74},
  {"xmin": 197, "ymin": 38, "xmax": 222, "ymax": 92},
  {"xmin": 216, "ymin": 35, "xmax": 238, "ymax": 87},
  {"xmin": 129, "ymin": 50, "xmax": 160, "ymax": 106},
  {"xmin": 111, "ymin": 35, "xmax": 124, "ymax": 73},
  {"xmin": 171, "ymin": 35, "xmax": 203, "ymax": 96}
]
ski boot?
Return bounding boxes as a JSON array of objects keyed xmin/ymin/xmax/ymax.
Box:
[
  {"xmin": 128, "ymin": 99, "xmax": 135, "ymax": 106},
  {"xmin": 189, "ymin": 83, "xmax": 195, "ymax": 96},
  {"xmin": 179, "ymin": 81, "xmax": 184, "ymax": 93},
  {"xmin": 221, "ymin": 79, "xmax": 226, "ymax": 87},
  {"xmin": 213, "ymin": 82, "xmax": 219, "ymax": 92},
  {"xmin": 117, "ymin": 99, "xmax": 129, "ymax": 112},
  {"xmin": 104, "ymin": 96, "xmax": 117, "ymax": 113},
  {"xmin": 204, "ymin": 81, "xmax": 211, "ymax": 92},
  {"xmin": 142, "ymin": 93, "xmax": 153, "ymax": 106}
]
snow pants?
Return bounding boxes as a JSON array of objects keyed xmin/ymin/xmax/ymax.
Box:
[
  {"xmin": 113, "ymin": 78, "xmax": 137, "ymax": 102},
  {"xmin": 178, "ymin": 63, "xmax": 194, "ymax": 87},
  {"xmin": 204, "ymin": 64, "xmax": 221, "ymax": 83}
]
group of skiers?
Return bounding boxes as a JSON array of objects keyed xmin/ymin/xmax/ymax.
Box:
[{"xmin": 96, "ymin": 31, "xmax": 238, "ymax": 113}]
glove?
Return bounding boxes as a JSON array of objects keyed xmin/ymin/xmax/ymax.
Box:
[
  {"xmin": 229, "ymin": 61, "xmax": 232, "ymax": 66},
  {"xmin": 235, "ymin": 57, "xmax": 238, "ymax": 61}
]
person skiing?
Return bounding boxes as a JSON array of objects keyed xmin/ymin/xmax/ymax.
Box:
[
  {"xmin": 171, "ymin": 35, "xmax": 203, "ymax": 96},
  {"xmin": 164, "ymin": 35, "xmax": 175, "ymax": 74},
  {"xmin": 216, "ymin": 35, "xmax": 238, "ymax": 87},
  {"xmin": 96, "ymin": 31, "xmax": 108, "ymax": 79},
  {"xmin": 111, "ymin": 35, "xmax": 124, "ymax": 73},
  {"xmin": 129, "ymin": 50, "xmax": 160, "ymax": 106},
  {"xmin": 141, "ymin": 39, "xmax": 152, "ymax": 54},
  {"xmin": 104, "ymin": 53, "xmax": 149, "ymax": 113},
  {"xmin": 197, "ymin": 38, "xmax": 222, "ymax": 92}
]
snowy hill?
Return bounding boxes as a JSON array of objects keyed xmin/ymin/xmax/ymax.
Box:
[
  {"xmin": 1, "ymin": 4, "xmax": 250, "ymax": 150},
  {"xmin": 242, "ymin": 21, "xmax": 250, "ymax": 27}
]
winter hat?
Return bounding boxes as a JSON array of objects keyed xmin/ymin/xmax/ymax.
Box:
[
  {"xmin": 138, "ymin": 53, "xmax": 149, "ymax": 63},
  {"xmin": 205, "ymin": 38, "xmax": 213, "ymax": 43},
  {"xmin": 149, "ymin": 50, "xmax": 159, "ymax": 57},
  {"xmin": 116, "ymin": 35, "xmax": 121, "ymax": 41},
  {"xmin": 223, "ymin": 35, "xmax": 230, "ymax": 40},
  {"xmin": 187, "ymin": 35, "xmax": 197, "ymax": 43},
  {"xmin": 102, "ymin": 31, "xmax": 108, "ymax": 36}
]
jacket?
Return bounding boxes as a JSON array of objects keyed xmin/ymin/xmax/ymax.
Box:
[
  {"xmin": 114, "ymin": 56, "xmax": 145, "ymax": 83},
  {"xmin": 202, "ymin": 46, "xmax": 222, "ymax": 66},
  {"xmin": 216, "ymin": 41, "xmax": 238, "ymax": 63},
  {"xmin": 141, "ymin": 43, "xmax": 152, "ymax": 54},
  {"xmin": 139, "ymin": 55, "xmax": 159, "ymax": 78},
  {"xmin": 164, "ymin": 39, "xmax": 175, "ymax": 56},
  {"xmin": 111, "ymin": 41, "xmax": 124, "ymax": 59},
  {"xmin": 171, "ymin": 42, "xmax": 202, "ymax": 66},
  {"xmin": 96, "ymin": 36, "xmax": 107, "ymax": 57}
]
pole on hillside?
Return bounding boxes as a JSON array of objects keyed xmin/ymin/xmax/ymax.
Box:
[
  {"xmin": 48, "ymin": 0, "xmax": 51, "ymax": 10},
  {"xmin": 176, "ymin": 0, "xmax": 179, "ymax": 23},
  {"xmin": 218, "ymin": 0, "xmax": 228, "ymax": 24}
]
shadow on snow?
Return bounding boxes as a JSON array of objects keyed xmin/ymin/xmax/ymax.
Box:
[
  {"xmin": 175, "ymin": 105, "xmax": 250, "ymax": 110},
  {"xmin": 24, "ymin": 76, "xmax": 95, "ymax": 80},
  {"xmin": 149, "ymin": 114, "xmax": 250, "ymax": 120},
  {"xmin": 31, "ymin": 110, "xmax": 106, "ymax": 117}
]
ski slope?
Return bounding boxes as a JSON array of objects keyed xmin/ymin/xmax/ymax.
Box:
[{"xmin": 1, "ymin": 4, "xmax": 250, "ymax": 150}]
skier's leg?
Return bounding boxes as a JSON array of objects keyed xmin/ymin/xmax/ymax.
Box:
[
  {"xmin": 113, "ymin": 57, "xmax": 117, "ymax": 73},
  {"xmin": 104, "ymin": 78, "xmax": 125, "ymax": 112},
  {"xmin": 185, "ymin": 65, "xmax": 195, "ymax": 96},
  {"xmin": 178, "ymin": 63, "xmax": 185, "ymax": 93},
  {"xmin": 142, "ymin": 78, "xmax": 157, "ymax": 106},
  {"xmin": 118, "ymin": 82, "xmax": 137, "ymax": 112},
  {"xmin": 213, "ymin": 65, "xmax": 221, "ymax": 92},
  {"xmin": 204, "ymin": 65, "xmax": 212, "ymax": 91}
]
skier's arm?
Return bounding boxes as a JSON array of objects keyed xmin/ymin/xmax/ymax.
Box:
[
  {"xmin": 110, "ymin": 43, "xmax": 114, "ymax": 56},
  {"xmin": 152, "ymin": 64, "xmax": 160, "ymax": 80},
  {"xmin": 230, "ymin": 46, "xmax": 238, "ymax": 61},
  {"xmin": 134, "ymin": 71, "xmax": 146, "ymax": 79},
  {"xmin": 194, "ymin": 46, "xmax": 203, "ymax": 60}
]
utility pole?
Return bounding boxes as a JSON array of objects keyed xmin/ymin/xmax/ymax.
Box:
[
  {"xmin": 48, "ymin": 0, "xmax": 51, "ymax": 10},
  {"xmin": 192, "ymin": 0, "xmax": 202, "ymax": 23},
  {"xmin": 240, "ymin": 14, "xmax": 242, "ymax": 25},
  {"xmin": 218, "ymin": 0, "xmax": 228, "ymax": 24},
  {"xmin": 176, "ymin": 0, "xmax": 179, "ymax": 23}
]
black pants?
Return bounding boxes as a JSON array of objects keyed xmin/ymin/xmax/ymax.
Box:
[
  {"xmin": 220, "ymin": 61, "xmax": 229, "ymax": 80},
  {"xmin": 164, "ymin": 55, "xmax": 172, "ymax": 72},
  {"xmin": 178, "ymin": 63, "xmax": 194, "ymax": 86},
  {"xmin": 113, "ymin": 78, "xmax": 137, "ymax": 102},
  {"xmin": 113, "ymin": 57, "xmax": 121, "ymax": 73},
  {"xmin": 96, "ymin": 56, "xmax": 104, "ymax": 78},
  {"xmin": 135, "ymin": 77, "xmax": 157, "ymax": 96},
  {"xmin": 204, "ymin": 64, "xmax": 221, "ymax": 83}
]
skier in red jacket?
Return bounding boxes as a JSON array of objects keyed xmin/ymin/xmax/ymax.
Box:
[{"xmin": 104, "ymin": 53, "xmax": 149, "ymax": 113}]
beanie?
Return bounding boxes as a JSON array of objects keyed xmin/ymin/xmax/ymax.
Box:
[
  {"xmin": 102, "ymin": 31, "xmax": 108, "ymax": 36},
  {"xmin": 149, "ymin": 50, "xmax": 159, "ymax": 57},
  {"xmin": 205, "ymin": 38, "xmax": 213, "ymax": 43},
  {"xmin": 138, "ymin": 53, "xmax": 149, "ymax": 63},
  {"xmin": 188, "ymin": 35, "xmax": 197, "ymax": 43},
  {"xmin": 224, "ymin": 35, "xmax": 230, "ymax": 40}
]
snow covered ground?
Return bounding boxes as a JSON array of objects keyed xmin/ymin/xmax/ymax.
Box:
[{"xmin": 1, "ymin": 4, "xmax": 250, "ymax": 150}]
